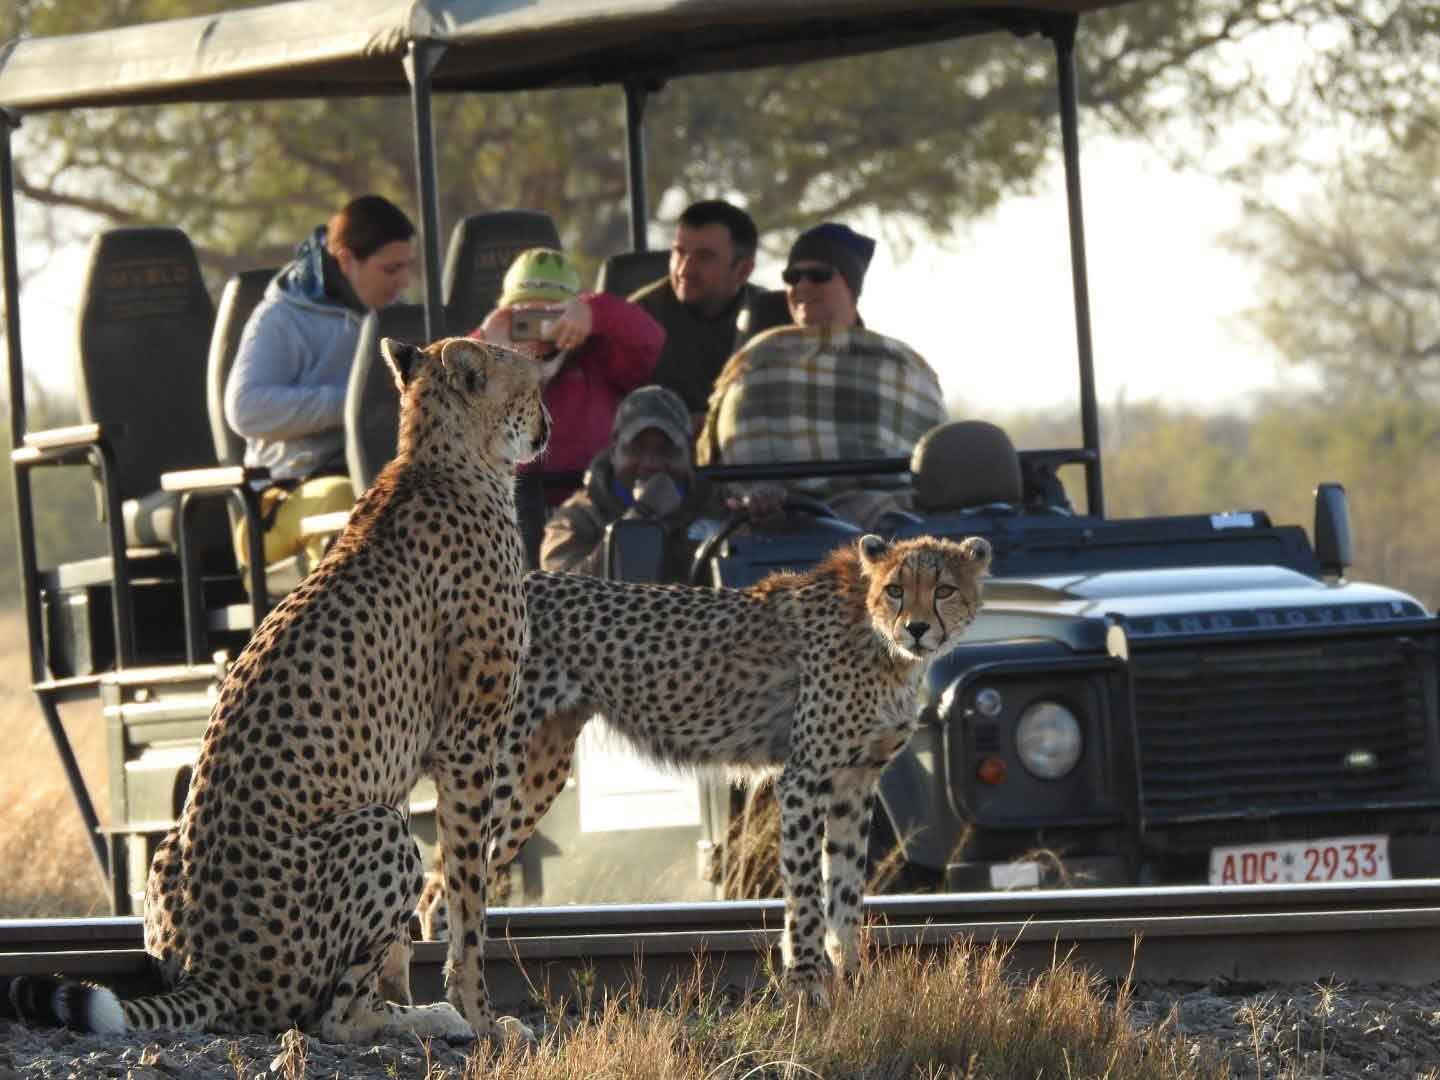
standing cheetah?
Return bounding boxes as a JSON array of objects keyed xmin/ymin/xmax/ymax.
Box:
[
  {"xmin": 423, "ymin": 532, "xmax": 991, "ymax": 1004},
  {"xmin": 2, "ymin": 337, "xmax": 546, "ymax": 1044}
]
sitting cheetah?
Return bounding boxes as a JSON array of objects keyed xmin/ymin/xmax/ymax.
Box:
[
  {"xmin": 423, "ymin": 532, "xmax": 990, "ymax": 1002},
  {"xmin": 2, "ymin": 337, "xmax": 547, "ymax": 1044}
]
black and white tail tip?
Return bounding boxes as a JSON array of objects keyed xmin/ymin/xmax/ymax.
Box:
[{"xmin": 1, "ymin": 974, "xmax": 127, "ymax": 1034}]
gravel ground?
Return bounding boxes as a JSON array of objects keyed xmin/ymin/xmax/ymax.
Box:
[
  {"xmin": 1124, "ymin": 978, "xmax": 1440, "ymax": 1079},
  {"xmin": 3, "ymin": 979, "xmax": 1439, "ymax": 1078}
]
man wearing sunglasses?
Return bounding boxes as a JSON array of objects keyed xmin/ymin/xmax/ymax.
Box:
[
  {"xmin": 697, "ymin": 222, "xmax": 947, "ymax": 529},
  {"xmin": 780, "ymin": 223, "xmax": 870, "ymax": 329}
]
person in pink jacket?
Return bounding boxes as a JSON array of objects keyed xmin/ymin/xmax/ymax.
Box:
[{"xmin": 472, "ymin": 247, "xmax": 664, "ymax": 508}]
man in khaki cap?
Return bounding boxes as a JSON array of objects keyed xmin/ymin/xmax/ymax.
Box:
[{"xmin": 541, "ymin": 385, "xmax": 726, "ymax": 580}]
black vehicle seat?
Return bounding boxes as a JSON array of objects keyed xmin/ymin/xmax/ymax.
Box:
[
  {"xmin": 343, "ymin": 303, "xmax": 429, "ymax": 493},
  {"xmin": 28, "ymin": 226, "xmax": 232, "ymax": 673},
  {"xmin": 347, "ymin": 208, "xmax": 564, "ymax": 488},
  {"xmin": 73, "ymin": 227, "xmax": 224, "ymax": 555},
  {"xmin": 441, "ymin": 209, "xmax": 562, "ymax": 335},
  {"xmin": 598, "ymin": 249, "xmax": 668, "ymax": 297},
  {"xmin": 206, "ymin": 268, "xmax": 276, "ymax": 469},
  {"xmin": 344, "ymin": 210, "xmax": 562, "ymax": 569},
  {"xmin": 203, "ymin": 267, "xmax": 319, "ymax": 602},
  {"xmin": 910, "ymin": 420, "xmax": 1023, "ymax": 513}
]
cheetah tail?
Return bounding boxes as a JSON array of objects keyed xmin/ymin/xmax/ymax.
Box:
[
  {"xmin": 2, "ymin": 974, "xmax": 229, "ymax": 1034},
  {"xmin": 2, "ymin": 974, "xmax": 127, "ymax": 1034}
]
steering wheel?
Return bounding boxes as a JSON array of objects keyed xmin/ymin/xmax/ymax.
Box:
[{"xmin": 688, "ymin": 493, "xmax": 844, "ymax": 586}]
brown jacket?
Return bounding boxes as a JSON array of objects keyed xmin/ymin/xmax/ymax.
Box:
[
  {"xmin": 630, "ymin": 277, "xmax": 773, "ymax": 417},
  {"xmin": 540, "ymin": 454, "xmax": 727, "ymax": 581}
]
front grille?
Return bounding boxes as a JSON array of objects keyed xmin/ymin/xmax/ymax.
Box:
[{"xmin": 1132, "ymin": 635, "xmax": 1436, "ymax": 822}]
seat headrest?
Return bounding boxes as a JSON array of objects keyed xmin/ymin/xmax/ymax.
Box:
[
  {"xmin": 75, "ymin": 226, "xmax": 216, "ymax": 499},
  {"xmin": 598, "ymin": 250, "xmax": 669, "ymax": 298},
  {"xmin": 741, "ymin": 288, "xmax": 792, "ymax": 339},
  {"xmin": 207, "ymin": 267, "xmax": 278, "ymax": 466},
  {"xmin": 441, "ymin": 210, "xmax": 562, "ymax": 334},
  {"xmin": 345, "ymin": 303, "xmax": 430, "ymax": 491},
  {"xmin": 911, "ymin": 420, "xmax": 1023, "ymax": 511}
]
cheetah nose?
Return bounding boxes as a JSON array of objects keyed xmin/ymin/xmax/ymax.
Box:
[{"xmin": 906, "ymin": 621, "xmax": 930, "ymax": 641}]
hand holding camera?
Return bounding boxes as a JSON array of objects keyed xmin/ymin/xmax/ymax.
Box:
[
  {"xmin": 631, "ymin": 472, "xmax": 684, "ymax": 520},
  {"xmin": 539, "ymin": 296, "xmax": 593, "ymax": 351},
  {"xmin": 508, "ymin": 308, "xmax": 563, "ymax": 342}
]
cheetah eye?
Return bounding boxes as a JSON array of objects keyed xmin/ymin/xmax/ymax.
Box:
[
  {"xmin": 935, "ymin": 585, "xmax": 956, "ymax": 599},
  {"xmin": 884, "ymin": 584, "xmax": 904, "ymax": 600}
]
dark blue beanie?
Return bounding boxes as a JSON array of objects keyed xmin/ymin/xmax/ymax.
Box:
[{"xmin": 787, "ymin": 222, "xmax": 877, "ymax": 298}]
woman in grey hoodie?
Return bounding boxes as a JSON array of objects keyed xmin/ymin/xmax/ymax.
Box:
[{"xmin": 224, "ymin": 194, "xmax": 415, "ymax": 572}]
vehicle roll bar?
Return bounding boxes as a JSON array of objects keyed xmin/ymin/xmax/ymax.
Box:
[{"xmin": 1048, "ymin": 15, "xmax": 1104, "ymax": 518}]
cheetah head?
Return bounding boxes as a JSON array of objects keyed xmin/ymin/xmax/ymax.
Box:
[
  {"xmin": 382, "ymin": 336, "xmax": 550, "ymax": 466},
  {"xmin": 858, "ymin": 533, "xmax": 991, "ymax": 663}
]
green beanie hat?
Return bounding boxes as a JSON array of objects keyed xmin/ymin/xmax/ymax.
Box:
[{"xmin": 498, "ymin": 247, "xmax": 581, "ymax": 307}]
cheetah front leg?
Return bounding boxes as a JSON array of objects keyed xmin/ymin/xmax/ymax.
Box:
[
  {"xmin": 491, "ymin": 706, "xmax": 586, "ymax": 870},
  {"xmin": 821, "ymin": 765, "xmax": 884, "ymax": 978},
  {"xmin": 418, "ymin": 706, "xmax": 586, "ymax": 943},
  {"xmin": 304, "ymin": 805, "xmax": 469, "ymax": 1043},
  {"xmin": 431, "ymin": 757, "xmax": 533, "ymax": 1047},
  {"xmin": 774, "ymin": 757, "xmax": 832, "ymax": 1006}
]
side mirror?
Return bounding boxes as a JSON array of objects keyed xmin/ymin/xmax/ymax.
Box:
[
  {"xmin": 1313, "ymin": 482, "xmax": 1352, "ymax": 578},
  {"xmin": 602, "ymin": 518, "xmax": 668, "ymax": 583}
]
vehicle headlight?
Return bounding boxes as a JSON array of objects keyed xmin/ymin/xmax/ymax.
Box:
[{"xmin": 1015, "ymin": 701, "xmax": 1082, "ymax": 779}]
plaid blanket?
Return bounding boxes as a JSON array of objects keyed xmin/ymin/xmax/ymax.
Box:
[{"xmin": 697, "ymin": 325, "xmax": 947, "ymax": 494}]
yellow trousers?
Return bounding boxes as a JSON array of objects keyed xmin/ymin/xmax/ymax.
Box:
[{"xmin": 234, "ymin": 475, "xmax": 355, "ymax": 572}]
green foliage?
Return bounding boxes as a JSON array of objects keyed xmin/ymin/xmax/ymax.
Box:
[
  {"xmin": 1227, "ymin": 138, "xmax": 1440, "ymax": 400},
  {"xmin": 1014, "ymin": 392, "xmax": 1440, "ymax": 611},
  {"xmin": 6, "ymin": 0, "xmax": 1439, "ymax": 615},
  {"xmin": 9, "ymin": 0, "xmax": 1300, "ymax": 274}
]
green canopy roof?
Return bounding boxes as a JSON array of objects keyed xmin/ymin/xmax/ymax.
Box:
[{"xmin": 0, "ymin": 0, "xmax": 1132, "ymax": 112}]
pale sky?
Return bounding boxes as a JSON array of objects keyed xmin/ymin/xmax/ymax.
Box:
[
  {"xmin": 14, "ymin": 135, "xmax": 1307, "ymax": 420},
  {"xmin": 859, "ymin": 135, "xmax": 1315, "ymax": 416}
]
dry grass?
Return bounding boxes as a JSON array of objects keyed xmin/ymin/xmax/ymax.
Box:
[
  {"xmin": 0, "ymin": 610, "xmax": 111, "ymax": 916},
  {"xmin": 452, "ymin": 938, "xmax": 1226, "ymax": 1079},
  {"xmin": 722, "ymin": 782, "xmax": 953, "ymax": 899},
  {"xmin": 0, "ymin": 616, "xmax": 1237, "ymax": 1077}
]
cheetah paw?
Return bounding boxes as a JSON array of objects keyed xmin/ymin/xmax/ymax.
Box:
[
  {"xmin": 410, "ymin": 1001, "xmax": 475, "ymax": 1042},
  {"xmin": 781, "ymin": 966, "xmax": 833, "ymax": 1010},
  {"xmin": 471, "ymin": 1014, "xmax": 535, "ymax": 1048}
]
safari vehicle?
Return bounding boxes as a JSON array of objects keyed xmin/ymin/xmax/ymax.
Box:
[{"xmin": 4, "ymin": 0, "xmax": 1440, "ymax": 916}]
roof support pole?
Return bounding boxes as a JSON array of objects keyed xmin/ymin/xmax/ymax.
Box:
[
  {"xmin": 405, "ymin": 41, "xmax": 448, "ymax": 341},
  {"xmin": 1, "ymin": 111, "xmax": 42, "ymax": 688},
  {"xmin": 2, "ymin": 109, "xmax": 23, "ymax": 443},
  {"xmin": 623, "ymin": 80, "xmax": 650, "ymax": 252},
  {"xmin": 2, "ymin": 110, "xmax": 109, "ymax": 883},
  {"xmin": 1050, "ymin": 16, "xmax": 1104, "ymax": 518}
]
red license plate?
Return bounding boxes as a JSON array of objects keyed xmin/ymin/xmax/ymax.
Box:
[{"xmin": 1208, "ymin": 834, "xmax": 1390, "ymax": 885}]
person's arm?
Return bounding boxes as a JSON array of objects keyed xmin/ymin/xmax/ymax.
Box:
[
  {"xmin": 578, "ymin": 292, "xmax": 664, "ymax": 394},
  {"xmin": 539, "ymin": 502, "xmax": 607, "ymax": 576},
  {"xmin": 224, "ymin": 304, "xmax": 346, "ymax": 441}
]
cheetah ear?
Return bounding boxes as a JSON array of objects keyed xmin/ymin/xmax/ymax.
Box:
[
  {"xmin": 958, "ymin": 536, "xmax": 993, "ymax": 573},
  {"xmin": 381, "ymin": 338, "xmax": 424, "ymax": 390},
  {"xmin": 857, "ymin": 533, "xmax": 889, "ymax": 569},
  {"xmin": 439, "ymin": 337, "xmax": 487, "ymax": 390}
]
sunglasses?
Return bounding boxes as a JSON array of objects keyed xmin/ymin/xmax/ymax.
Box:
[{"xmin": 781, "ymin": 265, "xmax": 836, "ymax": 286}]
